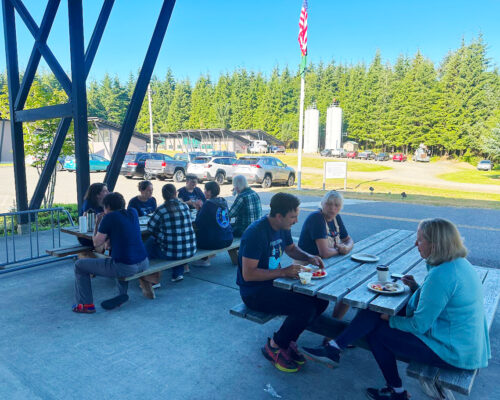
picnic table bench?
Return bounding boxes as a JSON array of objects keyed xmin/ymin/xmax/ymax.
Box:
[{"xmin": 230, "ymin": 229, "xmax": 500, "ymax": 399}]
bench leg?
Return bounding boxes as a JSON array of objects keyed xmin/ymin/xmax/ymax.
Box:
[
  {"xmin": 418, "ymin": 378, "xmax": 455, "ymax": 400},
  {"xmin": 228, "ymin": 248, "xmax": 238, "ymax": 265}
]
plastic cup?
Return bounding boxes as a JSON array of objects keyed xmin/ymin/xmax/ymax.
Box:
[
  {"xmin": 78, "ymin": 216, "xmax": 87, "ymax": 233},
  {"xmin": 299, "ymin": 271, "xmax": 312, "ymax": 285},
  {"xmin": 377, "ymin": 265, "xmax": 389, "ymax": 282}
]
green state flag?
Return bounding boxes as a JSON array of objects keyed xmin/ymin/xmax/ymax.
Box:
[{"xmin": 300, "ymin": 55, "xmax": 307, "ymax": 77}]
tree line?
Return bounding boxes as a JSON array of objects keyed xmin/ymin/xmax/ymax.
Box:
[{"xmin": 1, "ymin": 35, "xmax": 499, "ymax": 160}]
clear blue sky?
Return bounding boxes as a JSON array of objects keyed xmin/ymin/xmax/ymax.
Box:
[{"xmin": 0, "ymin": 0, "xmax": 499, "ymax": 83}]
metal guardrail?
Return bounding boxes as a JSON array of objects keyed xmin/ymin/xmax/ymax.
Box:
[{"xmin": 0, "ymin": 207, "xmax": 75, "ymax": 271}]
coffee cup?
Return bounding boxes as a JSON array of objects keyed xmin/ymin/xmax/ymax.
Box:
[
  {"xmin": 299, "ymin": 271, "xmax": 312, "ymax": 285},
  {"xmin": 78, "ymin": 216, "xmax": 87, "ymax": 234},
  {"xmin": 377, "ymin": 265, "xmax": 389, "ymax": 282}
]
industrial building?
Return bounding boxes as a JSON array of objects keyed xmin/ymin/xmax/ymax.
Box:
[{"xmin": 303, "ymin": 105, "xmax": 319, "ymax": 153}]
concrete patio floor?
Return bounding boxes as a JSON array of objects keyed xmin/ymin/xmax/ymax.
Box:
[{"xmin": 1, "ymin": 197, "xmax": 499, "ymax": 399}]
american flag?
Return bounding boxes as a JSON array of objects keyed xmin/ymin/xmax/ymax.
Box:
[{"xmin": 298, "ymin": 0, "xmax": 308, "ymax": 56}]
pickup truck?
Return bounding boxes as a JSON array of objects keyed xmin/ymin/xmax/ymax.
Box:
[{"xmin": 144, "ymin": 154, "xmax": 189, "ymax": 182}]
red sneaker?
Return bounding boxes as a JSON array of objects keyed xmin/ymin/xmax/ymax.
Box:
[
  {"xmin": 261, "ymin": 338, "xmax": 299, "ymax": 373},
  {"xmin": 72, "ymin": 303, "xmax": 96, "ymax": 314}
]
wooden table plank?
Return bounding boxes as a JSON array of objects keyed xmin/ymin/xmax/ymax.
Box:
[
  {"xmin": 343, "ymin": 246, "xmax": 422, "ymax": 310},
  {"xmin": 61, "ymin": 225, "xmax": 149, "ymax": 241},
  {"xmin": 292, "ymin": 230, "xmax": 413, "ymax": 297},
  {"xmin": 315, "ymin": 231, "xmax": 415, "ymax": 301},
  {"xmin": 273, "ymin": 228, "xmax": 400, "ymax": 291}
]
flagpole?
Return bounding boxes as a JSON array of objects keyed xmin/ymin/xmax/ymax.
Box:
[{"xmin": 297, "ymin": 71, "xmax": 305, "ymax": 190}]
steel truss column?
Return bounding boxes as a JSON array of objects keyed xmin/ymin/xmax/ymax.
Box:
[
  {"xmin": 29, "ymin": 0, "xmax": 114, "ymax": 210},
  {"xmin": 2, "ymin": 0, "xmax": 28, "ymax": 213},
  {"xmin": 105, "ymin": 0, "xmax": 176, "ymax": 190},
  {"xmin": 68, "ymin": 0, "xmax": 89, "ymax": 210}
]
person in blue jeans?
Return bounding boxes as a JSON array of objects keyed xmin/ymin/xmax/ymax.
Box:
[
  {"xmin": 302, "ymin": 218, "xmax": 490, "ymax": 400},
  {"xmin": 141, "ymin": 184, "xmax": 197, "ymax": 299}
]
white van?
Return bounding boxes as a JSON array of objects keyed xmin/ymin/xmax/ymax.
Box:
[{"xmin": 248, "ymin": 140, "xmax": 268, "ymax": 153}]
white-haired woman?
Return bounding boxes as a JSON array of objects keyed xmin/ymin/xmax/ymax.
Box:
[
  {"xmin": 303, "ymin": 218, "xmax": 490, "ymax": 400},
  {"xmin": 298, "ymin": 190, "xmax": 354, "ymax": 318}
]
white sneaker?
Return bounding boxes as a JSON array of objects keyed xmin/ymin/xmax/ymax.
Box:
[
  {"xmin": 171, "ymin": 275, "xmax": 184, "ymax": 282},
  {"xmin": 152, "ymin": 283, "xmax": 161, "ymax": 289}
]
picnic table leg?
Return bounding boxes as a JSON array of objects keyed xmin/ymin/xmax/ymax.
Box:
[
  {"xmin": 418, "ymin": 378, "xmax": 455, "ymax": 400},
  {"xmin": 228, "ymin": 248, "xmax": 238, "ymax": 265}
]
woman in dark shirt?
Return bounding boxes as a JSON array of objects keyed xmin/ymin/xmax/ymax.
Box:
[
  {"xmin": 298, "ymin": 190, "xmax": 354, "ymax": 319},
  {"xmin": 128, "ymin": 180, "xmax": 157, "ymax": 216},
  {"xmin": 78, "ymin": 183, "xmax": 109, "ymax": 247},
  {"xmin": 177, "ymin": 175, "xmax": 206, "ymax": 209}
]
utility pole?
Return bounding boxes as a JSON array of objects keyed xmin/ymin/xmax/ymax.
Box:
[{"xmin": 147, "ymin": 83, "xmax": 154, "ymax": 152}]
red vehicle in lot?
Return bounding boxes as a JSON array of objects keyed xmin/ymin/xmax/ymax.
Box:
[
  {"xmin": 392, "ymin": 153, "xmax": 407, "ymax": 162},
  {"xmin": 346, "ymin": 151, "xmax": 358, "ymax": 159}
]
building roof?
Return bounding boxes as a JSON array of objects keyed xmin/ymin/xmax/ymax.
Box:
[
  {"xmin": 156, "ymin": 129, "xmax": 284, "ymax": 146},
  {"xmin": 88, "ymin": 117, "xmax": 162, "ymax": 144}
]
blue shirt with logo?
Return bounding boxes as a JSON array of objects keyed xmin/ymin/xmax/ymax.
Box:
[
  {"xmin": 237, "ymin": 216, "xmax": 293, "ymax": 297},
  {"xmin": 128, "ymin": 196, "xmax": 157, "ymax": 216},
  {"xmin": 298, "ymin": 210, "xmax": 348, "ymax": 256},
  {"xmin": 195, "ymin": 197, "xmax": 233, "ymax": 249}
]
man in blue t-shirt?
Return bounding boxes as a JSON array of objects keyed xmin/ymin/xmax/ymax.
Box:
[
  {"xmin": 237, "ymin": 193, "xmax": 329, "ymax": 373},
  {"xmin": 73, "ymin": 192, "xmax": 149, "ymax": 313}
]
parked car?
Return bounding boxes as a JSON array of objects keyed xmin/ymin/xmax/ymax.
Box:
[
  {"xmin": 26, "ymin": 155, "xmax": 67, "ymax": 171},
  {"xmin": 186, "ymin": 156, "xmax": 238, "ymax": 184},
  {"xmin": 331, "ymin": 148, "xmax": 348, "ymax": 158},
  {"xmin": 270, "ymin": 145, "xmax": 286, "ymax": 154},
  {"xmin": 320, "ymin": 149, "xmax": 333, "ymax": 157},
  {"xmin": 375, "ymin": 152, "xmax": 390, "ymax": 161},
  {"xmin": 392, "ymin": 153, "xmax": 407, "ymax": 162},
  {"xmin": 477, "ymin": 160, "xmax": 494, "ymax": 171},
  {"xmin": 64, "ymin": 154, "xmax": 110, "ymax": 172},
  {"xmin": 144, "ymin": 155, "xmax": 190, "ymax": 182},
  {"xmin": 346, "ymin": 151, "xmax": 358, "ymax": 159},
  {"xmin": 208, "ymin": 150, "xmax": 236, "ymax": 158},
  {"xmin": 233, "ymin": 156, "xmax": 295, "ymax": 188},
  {"xmin": 173, "ymin": 152, "xmax": 205, "ymax": 163},
  {"xmin": 120, "ymin": 152, "xmax": 171, "ymax": 179},
  {"xmin": 357, "ymin": 151, "xmax": 376, "ymax": 160},
  {"xmin": 248, "ymin": 140, "xmax": 268, "ymax": 154}
]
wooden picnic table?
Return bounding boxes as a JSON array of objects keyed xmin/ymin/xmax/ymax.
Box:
[
  {"xmin": 274, "ymin": 228, "xmax": 422, "ymax": 316},
  {"xmin": 60, "ymin": 224, "xmax": 151, "ymax": 241}
]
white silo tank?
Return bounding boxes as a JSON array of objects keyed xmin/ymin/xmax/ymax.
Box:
[
  {"xmin": 303, "ymin": 106, "xmax": 319, "ymax": 153},
  {"xmin": 325, "ymin": 104, "xmax": 342, "ymax": 150}
]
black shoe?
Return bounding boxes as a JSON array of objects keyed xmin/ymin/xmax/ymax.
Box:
[
  {"xmin": 301, "ymin": 343, "xmax": 340, "ymax": 368},
  {"xmin": 366, "ymin": 387, "xmax": 410, "ymax": 400},
  {"xmin": 101, "ymin": 294, "xmax": 129, "ymax": 310}
]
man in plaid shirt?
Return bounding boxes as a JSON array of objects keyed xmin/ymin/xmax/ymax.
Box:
[
  {"xmin": 141, "ymin": 184, "xmax": 196, "ymax": 298},
  {"xmin": 229, "ymin": 175, "xmax": 262, "ymax": 237}
]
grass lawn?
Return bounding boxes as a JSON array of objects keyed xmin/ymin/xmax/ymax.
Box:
[
  {"xmin": 438, "ymin": 169, "xmax": 500, "ymax": 186},
  {"xmin": 285, "ymin": 174, "xmax": 500, "ymax": 209},
  {"xmin": 274, "ymin": 154, "xmax": 392, "ymax": 172}
]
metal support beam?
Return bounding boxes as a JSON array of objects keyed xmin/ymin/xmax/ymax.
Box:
[
  {"xmin": 10, "ymin": 0, "xmax": 72, "ymax": 96},
  {"xmin": 84, "ymin": 0, "xmax": 114, "ymax": 76},
  {"xmin": 68, "ymin": 0, "xmax": 89, "ymax": 211},
  {"xmin": 14, "ymin": 0, "xmax": 60, "ymax": 111},
  {"xmin": 29, "ymin": 0, "xmax": 115, "ymax": 210},
  {"xmin": 105, "ymin": 0, "xmax": 176, "ymax": 190},
  {"xmin": 15, "ymin": 103, "xmax": 73, "ymax": 122},
  {"xmin": 2, "ymin": 0, "xmax": 28, "ymax": 213}
]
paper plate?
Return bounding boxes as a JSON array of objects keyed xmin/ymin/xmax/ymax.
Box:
[
  {"xmin": 138, "ymin": 216, "xmax": 150, "ymax": 225},
  {"xmin": 311, "ymin": 270, "xmax": 328, "ymax": 279},
  {"xmin": 367, "ymin": 281, "xmax": 405, "ymax": 295},
  {"xmin": 351, "ymin": 253, "xmax": 380, "ymax": 263}
]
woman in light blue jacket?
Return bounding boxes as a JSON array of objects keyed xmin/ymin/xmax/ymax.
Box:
[{"xmin": 302, "ymin": 218, "xmax": 490, "ymax": 400}]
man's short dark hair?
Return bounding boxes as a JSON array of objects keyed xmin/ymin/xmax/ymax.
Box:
[
  {"xmin": 186, "ymin": 174, "xmax": 198, "ymax": 182},
  {"xmin": 103, "ymin": 192, "xmax": 125, "ymax": 211},
  {"xmin": 205, "ymin": 181, "xmax": 220, "ymax": 197},
  {"xmin": 269, "ymin": 193, "xmax": 300, "ymax": 217}
]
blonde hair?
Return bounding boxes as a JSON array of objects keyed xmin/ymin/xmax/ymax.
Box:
[
  {"xmin": 418, "ymin": 218, "xmax": 467, "ymax": 266},
  {"xmin": 321, "ymin": 190, "xmax": 344, "ymax": 209}
]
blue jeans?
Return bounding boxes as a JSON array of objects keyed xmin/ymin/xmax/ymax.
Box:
[
  {"xmin": 336, "ymin": 308, "xmax": 453, "ymax": 388},
  {"xmin": 145, "ymin": 237, "xmax": 184, "ymax": 279}
]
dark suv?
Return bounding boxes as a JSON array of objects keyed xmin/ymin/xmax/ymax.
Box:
[{"xmin": 120, "ymin": 152, "xmax": 173, "ymax": 179}]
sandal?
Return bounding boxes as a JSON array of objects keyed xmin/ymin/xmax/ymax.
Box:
[{"xmin": 72, "ymin": 303, "xmax": 96, "ymax": 313}]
